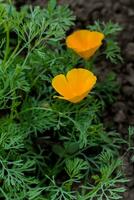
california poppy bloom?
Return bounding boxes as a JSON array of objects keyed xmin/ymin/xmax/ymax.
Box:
[
  {"xmin": 66, "ymin": 30, "xmax": 104, "ymax": 60},
  {"xmin": 52, "ymin": 68, "xmax": 97, "ymax": 103}
]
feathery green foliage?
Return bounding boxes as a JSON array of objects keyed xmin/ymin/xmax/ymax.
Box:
[
  {"xmin": 88, "ymin": 21, "xmax": 123, "ymax": 64},
  {"xmin": 0, "ymin": 1, "xmax": 127, "ymax": 199}
]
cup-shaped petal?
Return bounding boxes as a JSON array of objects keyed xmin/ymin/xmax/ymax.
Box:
[
  {"xmin": 66, "ymin": 30, "xmax": 104, "ymax": 59},
  {"xmin": 52, "ymin": 68, "xmax": 97, "ymax": 103}
]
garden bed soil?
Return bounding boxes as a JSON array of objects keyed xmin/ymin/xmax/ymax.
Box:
[{"xmin": 15, "ymin": 0, "xmax": 134, "ymax": 199}]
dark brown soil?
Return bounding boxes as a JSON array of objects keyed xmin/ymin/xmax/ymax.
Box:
[{"xmin": 15, "ymin": 0, "xmax": 134, "ymax": 199}]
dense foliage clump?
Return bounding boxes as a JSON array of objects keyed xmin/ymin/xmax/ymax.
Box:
[{"xmin": 0, "ymin": 0, "xmax": 128, "ymax": 199}]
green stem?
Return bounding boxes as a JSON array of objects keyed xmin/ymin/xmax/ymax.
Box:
[
  {"xmin": 4, "ymin": 40, "xmax": 21, "ymax": 73},
  {"xmin": 5, "ymin": 41, "xmax": 29, "ymax": 69},
  {"xmin": 3, "ymin": 24, "xmax": 10, "ymax": 65},
  {"xmin": 10, "ymin": 91, "xmax": 16, "ymax": 121}
]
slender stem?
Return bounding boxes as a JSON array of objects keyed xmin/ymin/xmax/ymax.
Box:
[
  {"xmin": 3, "ymin": 24, "xmax": 10, "ymax": 65},
  {"xmin": 20, "ymin": 107, "xmax": 77, "ymax": 126},
  {"xmin": 5, "ymin": 41, "xmax": 29, "ymax": 69},
  {"xmin": 0, "ymin": 188, "xmax": 8, "ymax": 200},
  {"xmin": 5, "ymin": 36, "xmax": 48, "ymax": 70}
]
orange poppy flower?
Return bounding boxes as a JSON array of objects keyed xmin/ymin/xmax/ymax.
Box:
[
  {"xmin": 52, "ymin": 68, "xmax": 97, "ymax": 103},
  {"xmin": 66, "ymin": 30, "xmax": 104, "ymax": 59}
]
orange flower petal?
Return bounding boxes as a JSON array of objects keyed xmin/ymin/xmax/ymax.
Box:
[
  {"xmin": 77, "ymin": 46, "xmax": 101, "ymax": 60},
  {"xmin": 66, "ymin": 68, "xmax": 97, "ymax": 95},
  {"xmin": 68, "ymin": 90, "xmax": 90, "ymax": 103},
  {"xmin": 52, "ymin": 74, "xmax": 73, "ymax": 98},
  {"xmin": 66, "ymin": 30, "xmax": 104, "ymax": 59},
  {"xmin": 52, "ymin": 68, "xmax": 97, "ymax": 103},
  {"xmin": 54, "ymin": 90, "xmax": 89, "ymax": 103}
]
